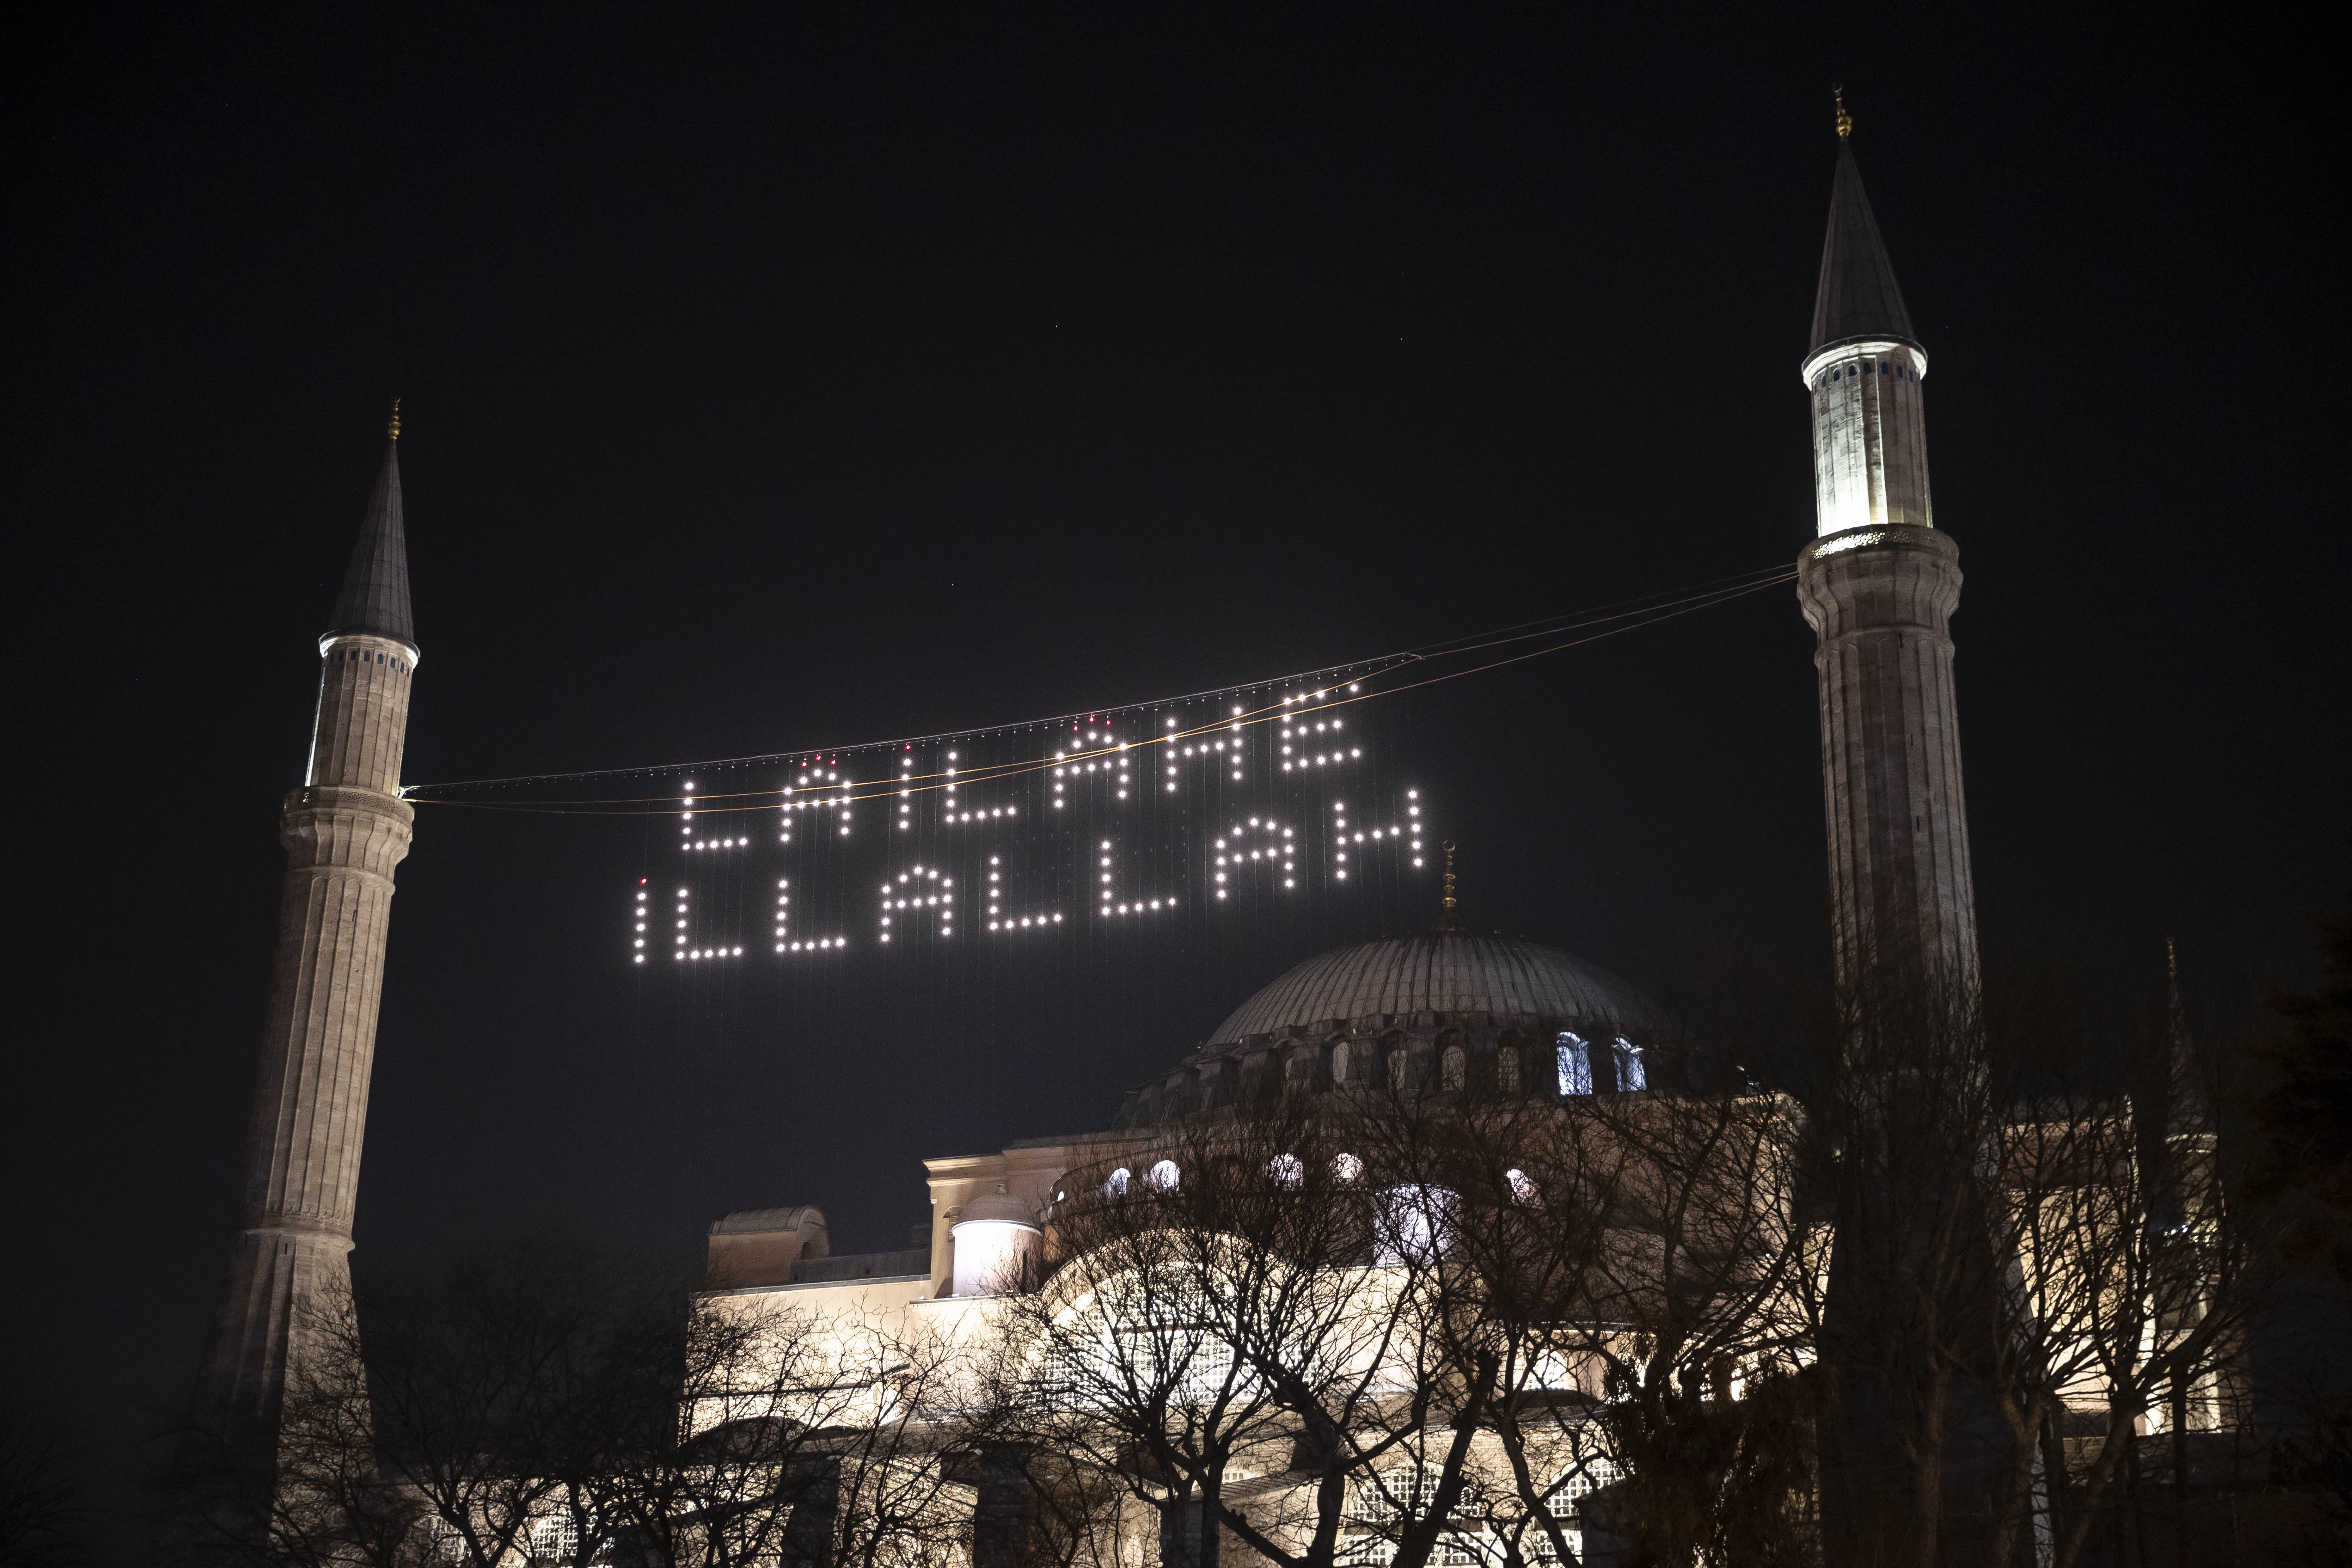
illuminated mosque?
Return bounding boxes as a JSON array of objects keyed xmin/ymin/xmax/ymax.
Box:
[{"xmin": 189, "ymin": 102, "xmax": 2234, "ymax": 1566}]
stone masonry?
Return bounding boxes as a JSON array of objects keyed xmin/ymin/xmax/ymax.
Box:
[{"xmin": 1797, "ymin": 525, "xmax": 1977, "ymax": 996}]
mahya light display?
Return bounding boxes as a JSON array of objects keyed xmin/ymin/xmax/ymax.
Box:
[
  {"xmin": 405, "ymin": 569, "xmax": 1801, "ymax": 972},
  {"xmin": 625, "ymin": 666, "xmax": 1433, "ymax": 968}
]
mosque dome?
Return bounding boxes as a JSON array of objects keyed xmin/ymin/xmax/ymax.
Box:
[
  {"xmin": 1115, "ymin": 931, "xmax": 1667, "ymax": 1128},
  {"xmin": 1208, "ymin": 930, "xmax": 1663, "ymax": 1046}
]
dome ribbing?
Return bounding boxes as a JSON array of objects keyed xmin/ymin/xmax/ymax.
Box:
[{"xmin": 1207, "ymin": 931, "xmax": 1663, "ymax": 1046}]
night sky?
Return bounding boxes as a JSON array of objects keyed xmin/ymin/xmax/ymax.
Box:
[{"xmin": 6, "ymin": 5, "xmax": 2340, "ymax": 1544}]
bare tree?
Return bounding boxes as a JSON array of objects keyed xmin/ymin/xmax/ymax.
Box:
[
  {"xmin": 989, "ymin": 1095, "xmax": 1453, "ymax": 1568},
  {"xmin": 1988, "ymin": 1079, "xmax": 2256, "ymax": 1564},
  {"xmin": 1798, "ymin": 965, "xmax": 2016, "ymax": 1568},
  {"xmin": 1341, "ymin": 1065, "xmax": 1819, "ymax": 1568},
  {"xmin": 171, "ymin": 1227, "xmax": 965, "ymax": 1568},
  {"xmin": 0, "ymin": 1405, "xmax": 96, "ymax": 1568},
  {"xmin": 1781, "ymin": 932, "xmax": 2277, "ymax": 1568},
  {"xmin": 984, "ymin": 1065, "xmax": 1822, "ymax": 1568},
  {"xmin": 794, "ymin": 1314, "xmax": 971, "ymax": 1568}
]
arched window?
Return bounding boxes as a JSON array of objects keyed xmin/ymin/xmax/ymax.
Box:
[
  {"xmin": 1557, "ymin": 1032, "xmax": 1593, "ymax": 1096},
  {"xmin": 1440, "ymin": 1043, "xmax": 1467, "ymax": 1091},
  {"xmin": 1147, "ymin": 1159, "xmax": 1180, "ymax": 1192},
  {"xmin": 1268, "ymin": 1153, "xmax": 1305, "ymax": 1188},
  {"xmin": 1333, "ymin": 1152, "xmax": 1363, "ymax": 1184},
  {"xmin": 1506, "ymin": 1167, "xmax": 1537, "ymax": 1205},
  {"xmin": 1330, "ymin": 1041, "xmax": 1352, "ymax": 1084},
  {"xmin": 1612, "ymin": 1037, "xmax": 1647, "ymax": 1093},
  {"xmin": 1387, "ymin": 1047, "xmax": 1409, "ymax": 1091},
  {"xmin": 1104, "ymin": 1167, "xmax": 1131, "ymax": 1198},
  {"xmin": 1497, "ymin": 1044, "xmax": 1522, "ymax": 1095},
  {"xmin": 1377, "ymin": 1185, "xmax": 1459, "ymax": 1264}
]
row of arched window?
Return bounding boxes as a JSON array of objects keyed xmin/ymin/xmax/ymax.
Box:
[
  {"xmin": 1129, "ymin": 1028, "xmax": 1652, "ymax": 1127},
  {"xmin": 1100, "ymin": 1159, "xmax": 1182, "ymax": 1197},
  {"xmin": 1354, "ymin": 1031, "xmax": 1646, "ymax": 1097},
  {"xmin": 1814, "ymin": 358, "xmax": 1920, "ymax": 390},
  {"xmin": 1553, "ymin": 1032, "xmax": 1646, "ymax": 1096},
  {"xmin": 332, "ymin": 645, "xmax": 411, "ymax": 675}
]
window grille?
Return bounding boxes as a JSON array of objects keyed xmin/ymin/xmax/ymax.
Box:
[
  {"xmin": 1351, "ymin": 1464, "xmax": 1485, "ymax": 1524},
  {"xmin": 1557, "ymin": 1034, "xmax": 1593, "ymax": 1096},
  {"xmin": 1545, "ymin": 1458, "xmax": 1623, "ymax": 1519},
  {"xmin": 530, "ymin": 1514, "xmax": 581, "ymax": 1560}
]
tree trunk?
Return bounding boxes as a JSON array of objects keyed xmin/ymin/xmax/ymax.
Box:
[
  {"xmin": 1491, "ymin": 1405, "xmax": 1583, "ymax": 1568},
  {"xmin": 1988, "ymin": 1393, "xmax": 2048, "ymax": 1568},
  {"xmin": 2053, "ymin": 1409, "xmax": 2136, "ymax": 1568},
  {"xmin": 1390, "ymin": 1362, "xmax": 1494, "ymax": 1568},
  {"xmin": 1908, "ymin": 1364, "xmax": 1949, "ymax": 1568}
]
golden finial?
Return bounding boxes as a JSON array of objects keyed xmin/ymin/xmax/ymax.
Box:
[
  {"xmin": 1833, "ymin": 83, "xmax": 1852, "ymax": 141},
  {"xmin": 1439, "ymin": 841, "xmax": 1460, "ymax": 931},
  {"xmin": 387, "ymin": 398, "xmax": 402, "ymax": 442}
]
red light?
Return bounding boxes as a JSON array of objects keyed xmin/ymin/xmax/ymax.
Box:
[{"xmin": 639, "ymin": 878, "xmax": 647, "ymax": 884}]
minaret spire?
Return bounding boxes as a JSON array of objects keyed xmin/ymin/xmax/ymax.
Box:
[
  {"xmin": 192, "ymin": 413, "xmax": 423, "ymax": 1456},
  {"xmin": 2166, "ymin": 939, "xmax": 2216, "ymax": 1139},
  {"xmin": 322, "ymin": 404, "xmax": 416, "ymax": 657},
  {"xmin": 1803, "ymin": 100, "xmax": 1931, "ymax": 536},
  {"xmin": 1810, "ymin": 138, "xmax": 1917, "ymax": 358}
]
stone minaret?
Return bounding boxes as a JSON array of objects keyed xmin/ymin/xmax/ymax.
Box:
[
  {"xmin": 193, "ymin": 410, "xmax": 419, "ymax": 1429},
  {"xmin": 1793, "ymin": 104, "xmax": 1979, "ymax": 1005}
]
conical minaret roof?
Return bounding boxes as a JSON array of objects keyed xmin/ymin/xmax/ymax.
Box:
[
  {"xmin": 322, "ymin": 416, "xmax": 416, "ymax": 654},
  {"xmin": 2165, "ymin": 939, "xmax": 2215, "ymax": 1139},
  {"xmin": 1809, "ymin": 141, "xmax": 1919, "ymax": 354}
]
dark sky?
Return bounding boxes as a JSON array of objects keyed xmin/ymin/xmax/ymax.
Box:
[{"xmin": 6, "ymin": 3, "xmax": 2341, "ymax": 1544}]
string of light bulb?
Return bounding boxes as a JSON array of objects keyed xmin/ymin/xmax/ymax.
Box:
[{"xmin": 409, "ymin": 564, "xmax": 1796, "ymax": 816}]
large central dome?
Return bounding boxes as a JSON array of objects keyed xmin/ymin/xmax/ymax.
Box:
[
  {"xmin": 1207, "ymin": 931, "xmax": 1663, "ymax": 1046},
  {"xmin": 1109, "ymin": 931, "xmax": 1669, "ymax": 1127}
]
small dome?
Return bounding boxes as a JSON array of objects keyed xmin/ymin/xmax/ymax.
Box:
[
  {"xmin": 711, "ymin": 1204, "xmax": 826, "ymax": 1237},
  {"xmin": 1207, "ymin": 931, "xmax": 1662, "ymax": 1045}
]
